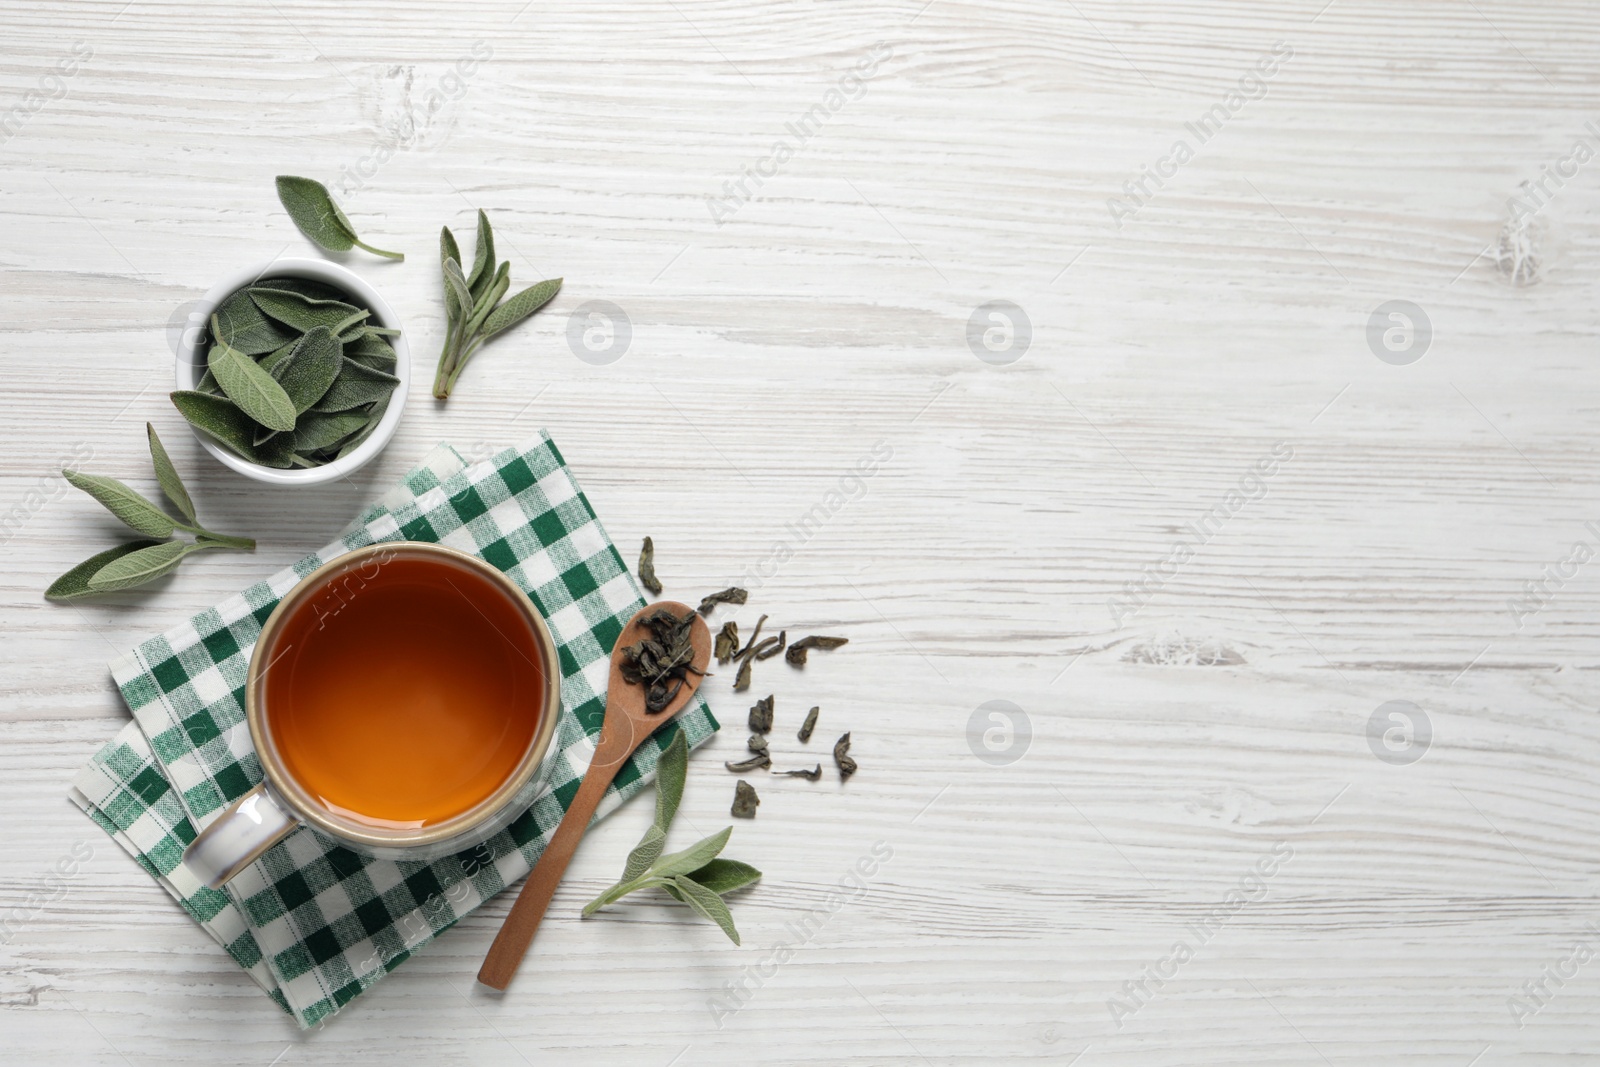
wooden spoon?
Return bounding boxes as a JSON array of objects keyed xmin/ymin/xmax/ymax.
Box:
[{"xmin": 477, "ymin": 601, "xmax": 711, "ymax": 990}]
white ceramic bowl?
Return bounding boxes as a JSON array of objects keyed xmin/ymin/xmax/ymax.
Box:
[{"xmin": 173, "ymin": 257, "xmax": 409, "ymax": 486}]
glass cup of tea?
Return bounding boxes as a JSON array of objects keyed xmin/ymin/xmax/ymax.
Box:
[{"xmin": 182, "ymin": 542, "xmax": 563, "ymax": 889}]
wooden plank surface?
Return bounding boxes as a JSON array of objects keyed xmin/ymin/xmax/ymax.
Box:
[{"xmin": 4, "ymin": 0, "xmax": 1600, "ymax": 1062}]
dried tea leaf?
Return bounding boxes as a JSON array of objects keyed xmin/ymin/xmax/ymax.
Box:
[
  {"xmin": 786, "ymin": 634, "xmax": 849, "ymax": 667},
  {"xmin": 747, "ymin": 734, "xmax": 768, "ymax": 755},
  {"xmin": 311, "ymin": 360, "xmax": 400, "ymax": 413},
  {"xmin": 637, "ymin": 536, "xmax": 662, "ymax": 595},
  {"xmin": 271, "ymin": 325, "xmax": 343, "ymax": 414},
  {"xmin": 697, "ymin": 587, "xmax": 748, "ymax": 616},
  {"xmin": 86, "ymin": 539, "xmax": 199, "ymax": 592},
  {"xmin": 170, "ymin": 391, "xmax": 258, "ymax": 460},
  {"xmin": 756, "ymin": 631, "xmax": 787, "ymax": 660},
  {"xmin": 62, "ymin": 469, "xmax": 176, "ymax": 538},
  {"xmin": 145, "ymin": 423, "xmax": 195, "ymax": 524},
  {"xmin": 833, "ymin": 732, "xmax": 857, "ymax": 781},
  {"xmin": 618, "ymin": 606, "xmax": 702, "ymax": 714},
  {"xmin": 207, "ymin": 322, "xmax": 297, "ymax": 432},
  {"xmin": 480, "ymin": 277, "xmax": 561, "ymax": 339},
  {"xmin": 211, "ymin": 286, "xmax": 293, "ymax": 355},
  {"xmin": 777, "ymin": 765, "xmax": 822, "ymax": 781},
  {"xmin": 275, "ymin": 175, "xmax": 404, "ymax": 260},
  {"xmin": 798, "ymin": 706, "xmax": 819, "ymax": 743},
  {"xmin": 748, "ymin": 695, "xmax": 773, "ymax": 734},
  {"xmin": 733, "ymin": 656, "xmax": 753, "ymax": 692},
  {"xmin": 724, "ymin": 753, "xmax": 770, "ymax": 773},
  {"xmin": 714, "ymin": 621, "xmax": 739, "ymax": 664},
  {"xmin": 731, "ymin": 780, "xmax": 760, "ymax": 818},
  {"xmin": 46, "ymin": 539, "xmax": 163, "ymax": 600},
  {"xmin": 249, "ymin": 288, "xmax": 366, "ymax": 335}
]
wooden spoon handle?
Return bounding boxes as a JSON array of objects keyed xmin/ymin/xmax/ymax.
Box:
[{"xmin": 476, "ymin": 730, "xmax": 630, "ymax": 990}]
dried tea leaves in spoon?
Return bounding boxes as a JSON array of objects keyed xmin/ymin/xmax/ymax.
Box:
[{"xmin": 618, "ymin": 605, "xmax": 703, "ymax": 714}]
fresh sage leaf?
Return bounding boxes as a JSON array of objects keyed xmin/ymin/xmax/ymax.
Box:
[
  {"xmin": 464, "ymin": 263, "xmax": 510, "ymax": 338},
  {"xmin": 275, "ymin": 175, "xmax": 404, "ymax": 260},
  {"xmin": 257, "ymin": 338, "xmax": 299, "ymax": 375},
  {"xmin": 252, "ymin": 424, "xmax": 281, "ymax": 449},
  {"xmin": 207, "ymin": 323, "xmax": 297, "ymax": 432},
  {"xmin": 46, "ymin": 540, "xmax": 164, "ymax": 601},
  {"xmin": 196, "ymin": 368, "xmax": 222, "ymax": 395},
  {"xmin": 86, "ymin": 539, "xmax": 201, "ymax": 592},
  {"xmin": 645, "ymin": 827, "xmax": 731, "ymax": 881},
  {"xmin": 170, "ymin": 391, "xmax": 258, "ymax": 459},
  {"xmin": 145, "ymin": 423, "xmax": 195, "ymax": 524},
  {"xmin": 212, "ymin": 286, "xmax": 294, "ymax": 355},
  {"xmin": 62, "ymin": 469, "xmax": 177, "ymax": 538},
  {"xmin": 621, "ymin": 730, "xmax": 687, "ymax": 881},
  {"xmin": 442, "ymin": 257, "xmax": 474, "ymax": 325},
  {"xmin": 332, "ymin": 308, "xmax": 371, "ymax": 340},
  {"xmin": 344, "ymin": 332, "xmax": 396, "ymax": 373},
  {"xmin": 293, "ymin": 411, "xmax": 370, "ymax": 453},
  {"xmin": 466, "ymin": 208, "xmax": 495, "ymax": 296},
  {"xmin": 334, "ymin": 394, "xmax": 389, "ymax": 458},
  {"xmin": 312, "ymin": 360, "xmax": 400, "ymax": 413},
  {"xmin": 481, "ymin": 277, "xmax": 562, "ymax": 339},
  {"xmin": 249, "ymin": 288, "xmax": 365, "ymax": 334},
  {"xmin": 362, "ymin": 324, "xmax": 401, "ymax": 338},
  {"xmin": 678, "ymin": 858, "xmax": 762, "ymax": 897},
  {"xmin": 668, "ymin": 875, "xmax": 741, "ymax": 945},
  {"xmin": 271, "ymin": 325, "xmax": 343, "ymax": 414},
  {"xmin": 253, "ymin": 431, "xmax": 297, "ymax": 469},
  {"xmin": 253, "ymin": 275, "xmax": 347, "ymax": 302}
]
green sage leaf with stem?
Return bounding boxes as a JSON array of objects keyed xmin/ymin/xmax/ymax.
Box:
[
  {"xmin": 665, "ymin": 858, "xmax": 761, "ymax": 899},
  {"xmin": 334, "ymin": 394, "xmax": 389, "ymax": 459},
  {"xmin": 668, "ymin": 874, "xmax": 741, "ymax": 944},
  {"xmin": 643, "ymin": 826, "xmax": 731, "ymax": 882},
  {"xmin": 87, "ymin": 540, "xmax": 210, "ymax": 592},
  {"xmin": 207, "ymin": 319, "xmax": 297, "ymax": 432},
  {"xmin": 62, "ymin": 469, "xmax": 176, "ymax": 538},
  {"xmin": 462, "ymin": 265, "xmax": 509, "ymax": 339},
  {"xmin": 46, "ymin": 540, "xmax": 163, "ymax": 601},
  {"xmin": 332, "ymin": 308, "xmax": 371, "ymax": 341},
  {"xmin": 212, "ymin": 287, "xmax": 294, "ymax": 355},
  {"xmin": 271, "ymin": 325, "xmax": 343, "ymax": 414},
  {"xmin": 621, "ymin": 730, "xmax": 688, "ymax": 881},
  {"xmin": 275, "ymin": 175, "xmax": 404, "ymax": 260},
  {"xmin": 145, "ymin": 423, "xmax": 195, "ymax": 524}
]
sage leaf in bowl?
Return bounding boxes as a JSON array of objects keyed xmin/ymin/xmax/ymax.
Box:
[{"xmin": 172, "ymin": 277, "xmax": 403, "ymax": 472}]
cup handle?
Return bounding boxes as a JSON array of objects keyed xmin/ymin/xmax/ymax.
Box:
[{"xmin": 181, "ymin": 783, "xmax": 296, "ymax": 889}]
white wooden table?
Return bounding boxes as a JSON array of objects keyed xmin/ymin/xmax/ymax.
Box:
[{"xmin": 4, "ymin": 1, "xmax": 1599, "ymax": 1062}]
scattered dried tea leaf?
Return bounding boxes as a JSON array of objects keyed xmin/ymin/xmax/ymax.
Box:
[
  {"xmin": 748, "ymin": 695, "xmax": 773, "ymax": 734},
  {"xmin": 776, "ymin": 765, "xmax": 822, "ymax": 781},
  {"xmin": 637, "ymin": 536, "xmax": 663, "ymax": 596},
  {"xmin": 697, "ymin": 586, "xmax": 748, "ymax": 616},
  {"xmin": 798, "ymin": 706, "xmax": 819, "ymax": 743},
  {"xmin": 733, "ymin": 656, "xmax": 753, "ymax": 692},
  {"xmin": 714, "ymin": 621, "xmax": 739, "ymax": 664},
  {"xmin": 786, "ymin": 634, "xmax": 849, "ymax": 667},
  {"xmin": 833, "ymin": 732, "xmax": 857, "ymax": 781},
  {"xmin": 747, "ymin": 734, "xmax": 768, "ymax": 755},
  {"xmin": 756, "ymin": 631, "xmax": 787, "ymax": 660},
  {"xmin": 731, "ymin": 781, "xmax": 760, "ymax": 818},
  {"xmin": 724, "ymin": 753, "xmax": 770, "ymax": 773}
]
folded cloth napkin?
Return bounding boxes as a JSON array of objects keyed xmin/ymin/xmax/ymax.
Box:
[{"xmin": 68, "ymin": 434, "xmax": 719, "ymax": 1028}]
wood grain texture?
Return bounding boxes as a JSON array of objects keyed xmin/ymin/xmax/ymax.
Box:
[{"xmin": 3, "ymin": 0, "xmax": 1600, "ymax": 1062}]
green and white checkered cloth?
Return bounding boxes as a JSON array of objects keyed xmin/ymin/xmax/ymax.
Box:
[{"xmin": 68, "ymin": 434, "xmax": 719, "ymax": 1028}]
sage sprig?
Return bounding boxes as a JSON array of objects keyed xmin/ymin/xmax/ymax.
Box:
[
  {"xmin": 432, "ymin": 209, "xmax": 561, "ymax": 399},
  {"xmin": 275, "ymin": 175, "xmax": 404, "ymax": 261},
  {"xmin": 581, "ymin": 729, "xmax": 760, "ymax": 943},
  {"xmin": 171, "ymin": 278, "xmax": 402, "ymax": 469},
  {"xmin": 46, "ymin": 425, "xmax": 256, "ymax": 600}
]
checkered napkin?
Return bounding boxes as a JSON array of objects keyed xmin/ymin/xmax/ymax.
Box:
[{"xmin": 68, "ymin": 434, "xmax": 720, "ymax": 1028}]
